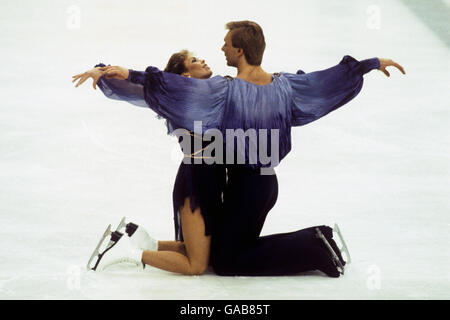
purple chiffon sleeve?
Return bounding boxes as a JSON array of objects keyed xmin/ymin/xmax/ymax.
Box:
[
  {"xmin": 94, "ymin": 63, "xmax": 148, "ymax": 108},
  {"xmin": 285, "ymin": 56, "xmax": 380, "ymax": 126},
  {"xmin": 127, "ymin": 66, "xmax": 229, "ymax": 134}
]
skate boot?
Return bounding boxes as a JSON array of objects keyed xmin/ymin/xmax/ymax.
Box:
[
  {"xmin": 313, "ymin": 241, "xmax": 341, "ymax": 278},
  {"xmin": 114, "ymin": 217, "xmax": 158, "ymax": 251},
  {"xmin": 314, "ymin": 226, "xmax": 345, "ymax": 276},
  {"xmin": 87, "ymin": 227, "xmax": 144, "ymax": 271}
]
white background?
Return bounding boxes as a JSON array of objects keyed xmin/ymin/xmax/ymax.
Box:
[{"xmin": 0, "ymin": 0, "xmax": 449, "ymax": 299}]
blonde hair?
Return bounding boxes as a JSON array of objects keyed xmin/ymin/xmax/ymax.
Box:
[{"xmin": 225, "ymin": 21, "xmax": 266, "ymax": 66}]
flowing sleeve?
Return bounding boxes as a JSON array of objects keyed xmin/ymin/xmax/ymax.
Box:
[
  {"xmin": 94, "ymin": 63, "xmax": 148, "ymax": 108},
  {"xmin": 285, "ymin": 56, "xmax": 380, "ymax": 126},
  {"xmin": 127, "ymin": 66, "xmax": 229, "ymax": 134}
]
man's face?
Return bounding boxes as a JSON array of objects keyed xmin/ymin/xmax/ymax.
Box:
[{"xmin": 221, "ymin": 31, "xmax": 241, "ymax": 67}]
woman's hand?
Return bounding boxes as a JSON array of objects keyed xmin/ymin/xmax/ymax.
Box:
[
  {"xmin": 100, "ymin": 66, "xmax": 130, "ymax": 81},
  {"xmin": 72, "ymin": 67, "xmax": 106, "ymax": 89},
  {"xmin": 378, "ymin": 58, "xmax": 406, "ymax": 77}
]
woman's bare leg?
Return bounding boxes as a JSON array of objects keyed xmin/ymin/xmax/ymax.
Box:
[
  {"xmin": 141, "ymin": 198, "xmax": 210, "ymax": 275},
  {"xmin": 158, "ymin": 241, "xmax": 186, "ymax": 255}
]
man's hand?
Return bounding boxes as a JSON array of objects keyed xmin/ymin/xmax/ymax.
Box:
[
  {"xmin": 72, "ymin": 67, "xmax": 106, "ymax": 89},
  {"xmin": 378, "ymin": 58, "xmax": 405, "ymax": 77}
]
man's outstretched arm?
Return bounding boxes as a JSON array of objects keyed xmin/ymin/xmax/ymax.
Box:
[
  {"xmin": 288, "ymin": 55, "xmax": 406, "ymax": 127},
  {"xmin": 377, "ymin": 58, "xmax": 406, "ymax": 77}
]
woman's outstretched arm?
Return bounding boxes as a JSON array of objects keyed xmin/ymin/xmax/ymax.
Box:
[
  {"xmin": 73, "ymin": 64, "xmax": 149, "ymax": 108},
  {"xmin": 72, "ymin": 66, "xmax": 107, "ymax": 89},
  {"xmin": 96, "ymin": 65, "xmax": 130, "ymax": 80},
  {"xmin": 74, "ymin": 64, "xmax": 229, "ymax": 134}
]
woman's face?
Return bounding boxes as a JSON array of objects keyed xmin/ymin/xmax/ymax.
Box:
[{"xmin": 183, "ymin": 55, "xmax": 212, "ymax": 79}]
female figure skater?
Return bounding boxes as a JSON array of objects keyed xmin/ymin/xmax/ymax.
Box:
[{"xmin": 76, "ymin": 51, "xmax": 225, "ymax": 275}]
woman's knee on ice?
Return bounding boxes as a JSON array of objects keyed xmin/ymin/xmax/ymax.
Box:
[{"xmin": 187, "ymin": 260, "xmax": 209, "ymax": 275}]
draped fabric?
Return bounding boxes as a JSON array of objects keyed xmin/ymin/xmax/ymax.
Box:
[
  {"xmin": 94, "ymin": 63, "xmax": 147, "ymax": 108},
  {"xmin": 285, "ymin": 55, "xmax": 380, "ymax": 126},
  {"xmin": 172, "ymin": 131, "xmax": 226, "ymax": 241},
  {"xmin": 94, "ymin": 56, "xmax": 380, "ymax": 168}
]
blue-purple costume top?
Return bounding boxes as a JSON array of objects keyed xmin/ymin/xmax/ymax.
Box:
[
  {"xmin": 94, "ymin": 55, "xmax": 379, "ymax": 240},
  {"xmin": 96, "ymin": 55, "xmax": 379, "ymax": 168}
]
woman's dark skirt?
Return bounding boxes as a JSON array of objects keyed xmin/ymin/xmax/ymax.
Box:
[{"xmin": 172, "ymin": 160, "xmax": 226, "ymax": 241}]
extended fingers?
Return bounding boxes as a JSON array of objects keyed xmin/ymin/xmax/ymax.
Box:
[
  {"xmin": 72, "ymin": 73, "xmax": 83, "ymax": 82},
  {"xmin": 382, "ymin": 59, "xmax": 406, "ymax": 75},
  {"xmin": 75, "ymin": 75, "xmax": 88, "ymax": 87},
  {"xmin": 393, "ymin": 62, "xmax": 406, "ymax": 74}
]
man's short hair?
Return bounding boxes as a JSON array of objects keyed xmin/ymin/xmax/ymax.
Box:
[{"xmin": 225, "ymin": 21, "xmax": 266, "ymax": 66}]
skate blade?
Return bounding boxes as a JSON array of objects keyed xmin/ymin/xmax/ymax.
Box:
[
  {"xmin": 333, "ymin": 223, "xmax": 351, "ymax": 264},
  {"xmin": 104, "ymin": 217, "xmax": 127, "ymax": 249},
  {"xmin": 115, "ymin": 216, "xmax": 127, "ymax": 232},
  {"xmin": 315, "ymin": 227, "xmax": 345, "ymax": 275},
  {"xmin": 87, "ymin": 224, "xmax": 112, "ymax": 271}
]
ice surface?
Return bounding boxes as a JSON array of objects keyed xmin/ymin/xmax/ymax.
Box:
[{"xmin": 0, "ymin": 0, "xmax": 449, "ymax": 299}]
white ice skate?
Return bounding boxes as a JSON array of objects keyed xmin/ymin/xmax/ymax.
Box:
[
  {"xmin": 115, "ymin": 217, "xmax": 158, "ymax": 251},
  {"xmin": 87, "ymin": 222, "xmax": 143, "ymax": 271}
]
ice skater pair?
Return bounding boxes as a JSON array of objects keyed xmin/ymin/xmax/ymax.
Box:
[{"xmin": 75, "ymin": 20, "xmax": 404, "ymax": 277}]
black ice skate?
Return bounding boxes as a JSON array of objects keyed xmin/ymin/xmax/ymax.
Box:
[{"xmin": 315, "ymin": 225, "xmax": 348, "ymax": 275}]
